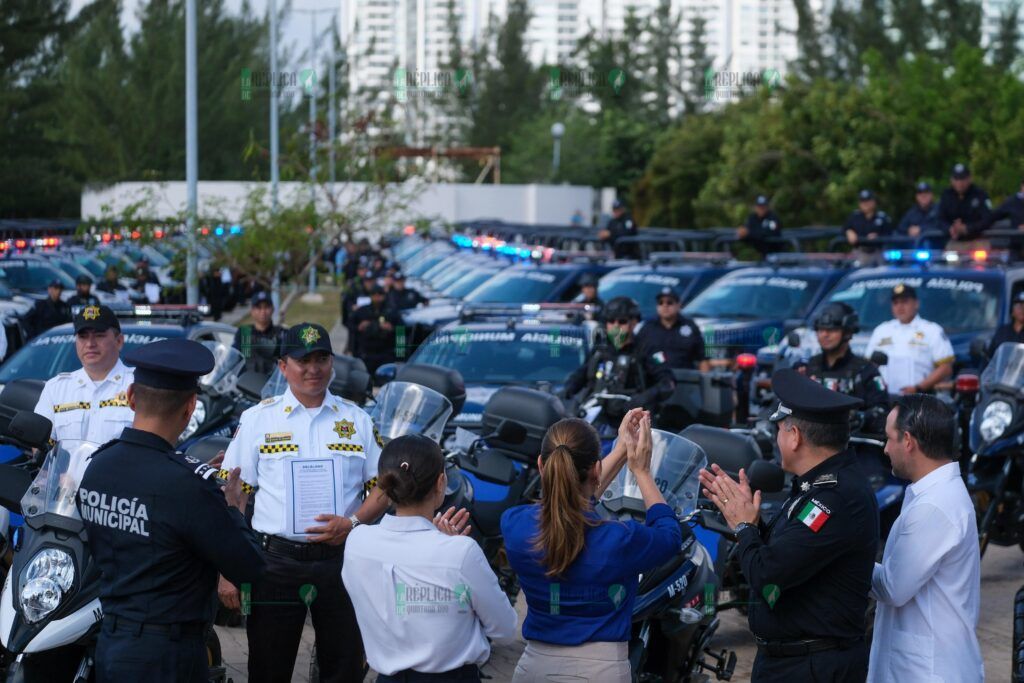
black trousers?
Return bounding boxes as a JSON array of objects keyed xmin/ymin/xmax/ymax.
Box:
[
  {"xmin": 95, "ymin": 618, "xmax": 206, "ymax": 683},
  {"xmin": 752, "ymin": 641, "xmax": 868, "ymax": 682},
  {"xmin": 377, "ymin": 664, "xmax": 481, "ymax": 683},
  {"xmin": 246, "ymin": 548, "xmax": 364, "ymax": 683}
]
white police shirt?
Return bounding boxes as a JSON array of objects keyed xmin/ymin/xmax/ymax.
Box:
[
  {"xmin": 222, "ymin": 386, "xmax": 382, "ymax": 541},
  {"xmin": 342, "ymin": 514, "xmax": 518, "ymax": 675},
  {"xmin": 865, "ymin": 316, "xmax": 954, "ymax": 392},
  {"xmin": 33, "ymin": 359, "xmax": 134, "ymax": 446}
]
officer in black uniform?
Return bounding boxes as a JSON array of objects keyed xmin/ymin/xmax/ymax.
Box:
[
  {"xmin": 987, "ymin": 178, "xmax": 1024, "ymax": 232},
  {"xmin": 941, "ymin": 162, "xmax": 992, "ymax": 241},
  {"xmin": 351, "ymin": 285, "xmax": 403, "ymax": 374},
  {"xmin": 700, "ymin": 369, "xmax": 878, "ymax": 682},
  {"xmin": 28, "ymin": 279, "xmax": 71, "ymax": 337},
  {"xmin": 598, "ymin": 199, "xmax": 638, "ymax": 258},
  {"xmin": 232, "ymin": 291, "xmax": 284, "ymax": 376},
  {"xmin": 573, "ymin": 273, "xmax": 604, "ymax": 317},
  {"xmin": 563, "ymin": 296, "xmax": 675, "ymax": 420},
  {"xmin": 635, "ymin": 286, "xmax": 708, "ymax": 371},
  {"xmin": 67, "ymin": 275, "xmax": 101, "ymax": 308},
  {"xmin": 802, "ymin": 302, "xmax": 889, "ymax": 434},
  {"xmin": 897, "ymin": 181, "xmax": 941, "ymax": 239},
  {"xmin": 738, "ymin": 195, "xmax": 783, "ymax": 255},
  {"xmin": 386, "ymin": 271, "xmax": 428, "ymax": 311},
  {"xmin": 843, "ymin": 189, "xmax": 893, "ymax": 247},
  {"xmin": 988, "ymin": 290, "xmax": 1024, "ymax": 357},
  {"xmin": 96, "ymin": 265, "xmax": 127, "ymax": 297},
  {"xmin": 77, "ymin": 338, "xmax": 265, "ymax": 683}
]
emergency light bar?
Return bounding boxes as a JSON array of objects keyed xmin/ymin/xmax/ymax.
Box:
[
  {"xmin": 649, "ymin": 251, "xmax": 733, "ymax": 265},
  {"xmin": 108, "ymin": 304, "xmax": 211, "ymax": 320},
  {"xmin": 459, "ymin": 302, "xmax": 596, "ymax": 323},
  {"xmin": 881, "ymin": 249, "xmax": 1006, "ymax": 265},
  {"xmin": 764, "ymin": 253, "xmax": 856, "ymax": 266}
]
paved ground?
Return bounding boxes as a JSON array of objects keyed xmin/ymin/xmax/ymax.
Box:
[{"xmin": 216, "ymin": 543, "xmax": 1021, "ymax": 682}]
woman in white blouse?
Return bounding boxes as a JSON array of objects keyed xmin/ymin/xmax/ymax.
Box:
[{"xmin": 343, "ymin": 434, "xmax": 518, "ymax": 682}]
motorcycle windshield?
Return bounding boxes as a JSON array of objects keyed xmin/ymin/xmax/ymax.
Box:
[
  {"xmin": 370, "ymin": 381, "xmax": 453, "ymax": 444},
  {"xmin": 20, "ymin": 440, "xmax": 99, "ymax": 520},
  {"xmin": 602, "ymin": 430, "xmax": 707, "ymax": 518},
  {"xmin": 199, "ymin": 341, "xmax": 245, "ymax": 395},
  {"xmin": 260, "ymin": 366, "xmax": 290, "ymax": 399},
  {"xmin": 981, "ymin": 342, "xmax": 1024, "ymax": 393}
]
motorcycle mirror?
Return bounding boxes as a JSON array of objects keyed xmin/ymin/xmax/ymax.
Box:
[
  {"xmin": 0, "ymin": 465, "xmax": 33, "ymax": 515},
  {"xmin": 236, "ymin": 371, "xmax": 269, "ymax": 401},
  {"xmin": 747, "ymin": 459, "xmax": 785, "ymax": 493},
  {"xmin": 786, "ymin": 331, "xmax": 801, "ymax": 348},
  {"xmin": 374, "ymin": 362, "xmax": 400, "ymax": 387},
  {"xmin": 870, "ymin": 351, "xmax": 889, "ymax": 367},
  {"xmin": 6, "ymin": 411, "xmax": 52, "ymax": 452}
]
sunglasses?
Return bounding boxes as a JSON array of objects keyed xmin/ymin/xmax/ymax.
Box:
[
  {"xmin": 609, "ymin": 318, "xmax": 633, "ymax": 326},
  {"xmin": 657, "ymin": 299, "xmax": 678, "ymax": 306}
]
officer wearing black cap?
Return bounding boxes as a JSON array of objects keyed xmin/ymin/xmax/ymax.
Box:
[
  {"xmin": 352, "ymin": 284, "xmax": 403, "ymax": 373},
  {"xmin": 28, "ymin": 279, "xmax": 71, "ymax": 337},
  {"xmin": 897, "ymin": 181, "xmax": 941, "ymax": 238},
  {"xmin": 986, "ymin": 178, "xmax": 1024, "ymax": 233},
  {"xmin": 700, "ymin": 369, "xmax": 878, "ymax": 682},
  {"xmin": 232, "ymin": 291, "xmax": 284, "ymax": 376},
  {"xmin": 941, "ymin": 162, "xmax": 992, "ymax": 241},
  {"xmin": 386, "ymin": 271, "xmax": 428, "ymax": 311},
  {"xmin": 68, "ymin": 274, "xmax": 101, "ymax": 308},
  {"xmin": 598, "ymin": 199, "xmax": 638, "ymax": 258},
  {"xmin": 635, "ymin": 286, "xmax": 708, "ymax": 371},
  {"xmin": 988, "ymin": 290, "xmax": 1024, "ymax": 357},
  {"xmin": 220, "ymin": 322, "xmax": 388, "ymax": 683},
  {"xmin": 78, "ymin": 338, "xmax": 265, "ymax": 683},
  {"xmin": 738, "ymin": 195, "xmax": 783, "ymax": 255},
  {"xmin": 802, "ymin": 302, "xmax": 888, "ymax": 434},
  {"xmin": 844, "ymin": 189, "xmax": 893, "ymax": 247},
  {"xmin": 572, "ymin": 272, "xmax": 605, "ymax": 313}
]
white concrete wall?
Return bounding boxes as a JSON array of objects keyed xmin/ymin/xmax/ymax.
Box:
[{"xmin": 80, "ymin": 181, "xmax": 601, "ymax": 227}]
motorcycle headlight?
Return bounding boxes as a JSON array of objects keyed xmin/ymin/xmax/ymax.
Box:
[
  {"xmin": 20, "ymin": 549, "xmax": 75, "ymax": 623},
  {"xmin": 980, "ymin": 400, "xmax": 1013, "ymax": 442},
  {"xmin": 180, "ymin": 399, "xmax": 208, "ymax": 441}
]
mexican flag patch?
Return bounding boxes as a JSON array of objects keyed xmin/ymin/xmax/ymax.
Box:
[{"xmin": 797, "ymin": 500, "xmax": 830, "ymax": 532}]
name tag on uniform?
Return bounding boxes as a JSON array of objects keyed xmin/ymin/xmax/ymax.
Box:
[
  {"xmin": 264, "ymin": 432, "xmax": 292, "ymax": 443},
  {"xmin": 53, "ymin": 401, "xmax": 90, "ymax": 413},
  {"xmin": 99, "ymin": 392, "xmax": 129, "ymax": 408}
]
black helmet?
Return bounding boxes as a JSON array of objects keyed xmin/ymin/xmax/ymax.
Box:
[
  {"xmin": 814, "ymin": 301, "xmax": 859, "ymax": 333},
  {"xmin": 602, "ymin": 296, "xmax": 641, "ymax": 323}
]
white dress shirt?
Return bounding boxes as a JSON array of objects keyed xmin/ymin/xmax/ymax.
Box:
[
  {"xmin": 868, "ymin": 462, "xmax": 983, "ymax": 683},
  {"xmin": 342, "ymin": 514, "xmax": 518, "ymax": 675},
  {"xmin": 865, "ymin": 315, "xmax": 954, "ymax": 392},
  {"xmin": 222, "ymin": 387, "xmax": 382, "ymax": 540},
  {"xmin": 34, "ymin": 359, "xmax": 134, "ymax": 446}
]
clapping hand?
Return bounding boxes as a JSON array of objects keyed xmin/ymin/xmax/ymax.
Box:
[
  {"xmin": 616, "ymin": 408, "xmax": 647, "ymax": 456},
  {"xmin": 625, "ymin": 413, "xmax": 653, "ymax": 475},
  {"xmin": 698, "ymin": 463, "xmax": 760, "ymax": 528},
  {"xmin": 434, "ymin": 506, "xmax": 472, "ymax": 536}
]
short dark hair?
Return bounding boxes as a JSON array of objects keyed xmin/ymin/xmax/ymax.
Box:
[
  {"xmin": 131, "ymin": 384, "xmax": 196, "ymax": 419},
  {"xmin": 893, "ymin": 395, "xmax": 955, "ymax": 461},
  {"xmin": 786, "ymin": 415, "xmax": 849, "ymax": 451},
  {"xmin": 377, "ymin": 434, "xmax": 445, "ymax": 506}
]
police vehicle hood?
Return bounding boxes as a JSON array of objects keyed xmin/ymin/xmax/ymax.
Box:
[
  {"xmin": 401, "ymin": 301, "xmax": 462, "ymax": 328},
  {"xmin": 691, "ymin": 315, "xmax": 793, "ymax": 360}
]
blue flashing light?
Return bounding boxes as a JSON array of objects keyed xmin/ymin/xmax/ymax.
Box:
[
  {"xmin": 230, "ymin": 224, "xmax": 242, "ymax": 235},
  {"xmin": 914, "ymin": 250, "xmax": 930, "ymax": 262},
  {"xmin": 214, "ymin": 227, "xmax": 225, "ymax": 236},
  {"xmin": 883, "ymin": 250, "xmax": 902, "ymax": 261}
]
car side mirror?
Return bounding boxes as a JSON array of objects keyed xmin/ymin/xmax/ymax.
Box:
[{"xmin": 870, "ymin": 351, "xmax": 889, "ymax": 367}]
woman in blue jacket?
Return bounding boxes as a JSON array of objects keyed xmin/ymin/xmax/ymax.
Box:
[{"xmin": 501, "ymin": 409, "xmax": 683, "ymax": 682}]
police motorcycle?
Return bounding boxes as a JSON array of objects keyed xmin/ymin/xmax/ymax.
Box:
[
  {"xmin": 0, "ymin": 411, "xmax": 229, "ymax": 682},
  {"xmin": 967, "ymin": 341, "xmax": 1024, "ymax": 555}
]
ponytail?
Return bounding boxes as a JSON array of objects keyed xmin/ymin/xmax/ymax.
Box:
[{"xmin": 532, "ymin": 418, "xmax": 601, "ymax": 578}]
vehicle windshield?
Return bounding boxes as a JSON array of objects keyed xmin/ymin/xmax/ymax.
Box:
[
  {"xmin": 52, "ymin": 259, "xmax": 94, "ymax": 282},
  {"xmin": 464, "ymin": 269, "xmax": 567, "ymax": 304},
  {"xmin": 601, "ymin": 430, "xmax": 705, "ymax": 518},
  {"xmin": 981, "ymin": 342, "xmax": 1024, "ymax": 392},
  {"xmin": 410, "ymin": 327, "xmax": 587, "ymax": 383},
  {"xmin": 21, "ymin": 439, "xmax": 99, "ymax": 520},
  {"xmin": 825, "ymin": 274, "xmax": 1000, "ymax": 334},
  {"xmin": 72, "ymin": 254, "xmax": 109, "ymax": 279},
  {"xmin": 406, "ymin": 250, "xmax": 453, "ymax": 279},
  {"xmin": 0, "ymin": 330, "xmax": 175, "ymax": 383},
  {"xmin": 600, "ymin": 272, "xmax": 696, "ymax": 319},
  {"xmin": 684, "ymin": 274, "xmax": 824, "ymax": 319},
  {"xmin": 441, "ymin": 269, "xmax": 503, "ymax": 298},
  {"xmin": 0, "ymin": 262, "xmax": 76, "ymax": 291},
  {"xmin": 199, "ymin": 341, "xmax": 245, "ymax": 395},
  {"xmin": 0, "ymin": 282, "xmax": 13, "ymax": 299},
  {"xmin": 419, "ymin": 254, "xmax": 466, "ymax": 286},
  {"xmin": 370, "ymin": 381, "xmax": 453, "ymax": 443},
  {"xmin": 428, "ymin": 260, "xmax": 485, "ymax": 291}
]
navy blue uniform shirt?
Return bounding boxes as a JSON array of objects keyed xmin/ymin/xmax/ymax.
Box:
[
  {"xmin": 78, "ymin": 428, "xmax": 264, "ymax": 623},
  {"xmin": 634, "ymin": 316, "xmax": 706, "ymax": 370},
  {"xmin": 988, "ymin": 323, "xmax": 1024, "ymax": 357},
  {"xmin": 938, "ymin": 184, "xmax": 992, "ymax": 237},
  {"xmin": 744, "ymin": 210, "xmax": 783, "ymax": 242},
  {"xmin": 897, "ymin": 202, "xmax": 940, "ymax": 235},
  {"xmin": 844, "ymin": 210, "xmax": 893, "ymax": 239},
  {"xmin": 501, "ymin": 502, "xmax": 681, "ymax": 645},
  {"xmin": 988, "ymin": 192, "xmax": 1024, "ymax": 230}
]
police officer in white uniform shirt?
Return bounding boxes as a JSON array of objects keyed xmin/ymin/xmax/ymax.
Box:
[
  {"xmin": 34, "ymin": 305, "xmax": 134, "ymax": 446},
  {"xmin": 865, "ymin": 285, "xmax": 954, "ymax": 395},
  {"xmin": 219, "ymin": 322, "xmax": 389, "ymax": 683}
]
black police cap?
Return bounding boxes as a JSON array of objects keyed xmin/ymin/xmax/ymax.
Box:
[
  {"xmin": 251, "ymin": 291, "xmax": 273, "ymax": 307},
  {"xmin": 48, "ymin": 279, "xmax": 64, "ymax": 289},
  {"xmin": 951, "ymin": 162, "xmax": 970, "ymax": 179},
  {"xmin": 891, "ymin": 283, "xmax": 917, "ymax": 300},
  {"xmin": 656, "ymin": 286, "xmax": 680, "ymax": 303},
  {"xmin": 858, "ymin": 189, "xmax": 875, "ymax": 201},
  {"xmin": 73, "ymin": 305, "xmax": 120, "ymax": 334},
  {"xmin": 578, "ymin": 273, "xmax": 597, "ymax": 287},
  {"xmin": 281, "ymin": 322, "xmax": 333, "ymax": 359},
  {"xmin": 915, "ymin": 181, "xmax": 932, "ymax": 193},
  {"xmin": 125, "ymin": 339, "xmax": 215, "ymax": 391},
  {"xmin": 75, "ymin": 274, "xmax": 93, "ymax": 286},
  {"xmin": 1013, "ymin": 290, "xmax": 1024, "ymax": 304},
  {"xmin": 755, "ymin": 195, "xmax": 769, "ymax": 206},
  {"xmin": 769, "ymin": 368, "xmax": 863, "ymax": 425}
]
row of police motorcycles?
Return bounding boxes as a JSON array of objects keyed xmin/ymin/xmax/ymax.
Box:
[{"xmin": 0, "ymin": 335, "xmax": 1022, "ymax": 681}]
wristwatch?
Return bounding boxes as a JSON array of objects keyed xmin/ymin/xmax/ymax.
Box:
[
  {"xmin": 734, "ymin": 522, "xmax": 758, "ymax": 535},
  {"xmin": 348, "ymin": 514, "xmax": 362, "ymax": 529}
]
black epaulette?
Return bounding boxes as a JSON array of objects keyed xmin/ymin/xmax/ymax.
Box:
[{"xmin": 812, "ymin": 473, "xmax": 838, "ymax": 488}]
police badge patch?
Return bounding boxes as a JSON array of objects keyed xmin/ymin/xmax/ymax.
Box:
[
  {"xmin": 333, "ymin": 420, "xmax": 356, "ymax": 440},
  {"xmin": 301, "ymin": 325, "xmax": 321, "ymax": 347},
  {"xmin": 82, "ymin": 306, "xmax": 101, "ymax": 320}
]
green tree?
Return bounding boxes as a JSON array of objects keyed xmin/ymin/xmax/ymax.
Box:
[{"xmin": 991, "ymin": 0, "xmax": 1021, "ymax": 70}]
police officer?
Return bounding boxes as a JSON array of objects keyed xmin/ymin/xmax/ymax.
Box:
[
  {"xmin": 699, "ymin": 369, "xmax": 878, "ymax": 682},
  {"xmin": 941, "ymin": 162, "xmax": 992, "ymax": 241},
  {"xmin": 572, "ymin": 273, "xmax": 604, "ymax": 316},
  {"xmin": 28, "ymin": 279, "xmax": 71, "ymax": 337},
  {"xmin": 897, "ymin": 181, "xmax": 941, "ymax": 238},
  {"xmin": 866, "ymin": 284, "xmax": 954, "ymax": 395},
  {"xmin": 987, "ymin": 178, "xmax": 1024, "ymax": 231},
  {"xmin": 987, "ymin": 290, "xmax": 1024, "ymax": 357},
  {"xmin": 563, "ymin": 296, "xmax": 675, "ymax": 419},
  {"xmin": 598, "ymin": 199, "xmax": 638, "ymax": 258},
  {"xmin": 96, "ymin": 265, "xmax": 128, "ymax": 299},
  {"xmin": 737, "ymin": 195, "xmax": 783, "ymax": 255},
  {"xmin": 77, "ymin": 338, "xmax": 264, "ymax": 683},
  {"xmin": 352, "ymin": 285, "xmax": 403, "ymax": 374},
  {"xmin": 386, "ymin": 271, "xmax": 428, "ymax": 311},
  {"xmin": 34, "ymin": 305, "xmax": 134, "ymax": 445},
  {"xmin": 635, "ymin": 286, "xmax": 709, "ymax": 371},
  {"xmin": 232, "ymin": 291, "xmax": 284, "ymax": 376},
  {"xmin": 67, "ymin": 275, "xmax": 101, "ymax": 308},
  {"xmin": 802, "ymin": 302, "xmax": 888, "ymax": 434},
  {"xmin": 219, "ymin": 322, "xmax": 389, "ymax": 683},
  {"xmin": 844, "ymin": 189, "xmax": 893, "ymax": 247}
]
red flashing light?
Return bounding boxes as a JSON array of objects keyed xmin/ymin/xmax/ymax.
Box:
[
  {"xmin": 201, "ymin": 227, "xmax": 210, "ymax": 236},
  {"xmin": 403, "ymin": 224, "xmax": 415, "ymax": 235},
  {"xmin": 102, "ymin": 234, "xmax": 112, "ymax": 243},
  {"xmin": 972, "ymin": 250, "xmax": 987, "ymax": 262},
  {"xmin": 955, "ymin": 374, "xmax": 980, "ymax": 394},
  {"xmin": 154, "ymin": 229, "xmax": 164, "ymax": 239},
  {"xmin": 0, "ymin": 242, "xmax": 7, "ymax": 252},
  {"xmin": 113, "ymin": 234, "xmax": 123, "ymax": 241},
  {"xmin": 131, "ymin": 231, "xmax": 141, "ymax": 240},
  {"xmin": 736, "ymin": 353, "xmax": 758, "ymax": 370},
  {"xmin": 14, "ymin": 240, "xmax": 26, "ymax": 249}
]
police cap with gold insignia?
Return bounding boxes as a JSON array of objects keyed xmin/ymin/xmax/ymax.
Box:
[
  {"xmin": 891, "ymin": 283, "xmax": 916, "ymax": 300},
  {"xmin": 125, "ymin": 339, "xmax": 215, "ymax": 391},
  {"xmin": 769, "ymin": 368, "xmax": 863, "ymax": 425},
  {"xmin": 73, "ymin": 305, "xmax": 120, "ymax": 333},
  {"xmin": 282, "ymin": 322, "xmax": 333, "ymax": 359}
]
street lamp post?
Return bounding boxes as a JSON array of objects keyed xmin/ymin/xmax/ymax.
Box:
[
  {"xmin": 551, "ymin": 121, "xmax": 565, "ymax": 179},
  {"xmin": 185, "ymin": 0, "xmax": 198, "ymax": 305}
]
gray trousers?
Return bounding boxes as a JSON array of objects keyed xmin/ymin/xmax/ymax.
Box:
[{"xmin": 512, "ymin": 640, "xmax": 630, "ymax": 683}]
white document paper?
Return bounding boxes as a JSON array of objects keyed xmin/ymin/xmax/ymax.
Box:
[{"xmin": 285, "ymin": 458, "xmax": 338, "ymax": 536}]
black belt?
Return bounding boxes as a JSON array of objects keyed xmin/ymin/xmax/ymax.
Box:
[
  {"xmin": 103, "ymin": 615, "xmax": 206, "ymax": 639},
  {"xmin": 755, "ymin": 636, "xmax": 863, "ymax": 657},
  {"xmin": 258, "ymin": 533, "xmax": 343, "ymax": 561}
]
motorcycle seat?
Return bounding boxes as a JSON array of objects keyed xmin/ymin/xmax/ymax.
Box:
[
  {"xmin": 680, "ymin": 425, "xmax": 761, "ymax": 480},
  {"xmin": 471, "ymin": 472, "xmax": 529, "ymax": 538}
]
